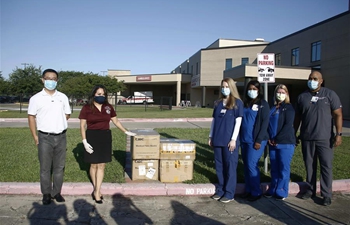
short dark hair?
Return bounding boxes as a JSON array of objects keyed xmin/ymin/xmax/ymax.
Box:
[{"xmin": 42, "ymin": 69, "xmax": 58, "ymax": 78}]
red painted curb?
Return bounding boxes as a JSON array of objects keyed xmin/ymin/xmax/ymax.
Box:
[{"xmin": 1, "ymin": 180, "xmax": 349, "ymax": 196}]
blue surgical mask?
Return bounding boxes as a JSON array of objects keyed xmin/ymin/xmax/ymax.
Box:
[
  {"xmin": 221, "ymin": 87, "xmax": 230, "ymax": 96},
  {"xmin": 307, "ymin": 80, "xmax": 319, "ymax": 90},
  {"xmin": 247, "ymin": 90, "xmax": 258, "ymax": 99},
  {"xmin": 94, "ymin": 96, "xmax": 105, "ymax": 104},
  {"xmin": 44, "ymin": 80, "xmax": 57, "ymax": 90}
]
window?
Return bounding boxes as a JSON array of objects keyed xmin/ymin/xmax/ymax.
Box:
[
  {"xmin": 191, "ymin": 65, "xmax": 193, "ymax": 74},
  {"xmin": 275, "ymin": 54, "xmax": 281, "ymax": 65},
  {"xmin": 196, "ymin": 62, "xmax": 199, "ymax": 75},
  {"xmin": 291, "ymin": 48, "xmax": 299, "ymax": 66},
  {"xmin": 225, "ymin": 58, "xmax": 232, "ymax": 70},
  {"xmin": 311, "ymin": 41, "xmax": 321, "ymax": 62},
  {"xmin": 241, "ymin": 57, "xmax": 249, "ymax": 65}
]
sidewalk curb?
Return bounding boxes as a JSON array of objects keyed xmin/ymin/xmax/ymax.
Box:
[
  {"xmin": 1, "ymin": 179, "xmax": 349, "ymax": 196},
  {"xmin": 0, "ymin": 118, "xmax": 213, "ymax": 123}
]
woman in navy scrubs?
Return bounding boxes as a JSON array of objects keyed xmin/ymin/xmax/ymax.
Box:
[
  {"xmin": 265, "ymin": 84, "xmax": 295, "ymax": 200},
  {"xmin": 209, "ymin": 77, "xmax": 243, "ymax": 203},
  {"xmin": 240, "ymin": 80, "xmax": 270, "ymax": 201}
]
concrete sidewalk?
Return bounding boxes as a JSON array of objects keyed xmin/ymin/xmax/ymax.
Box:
[{"xmin": 1, "ymin": 193, "xmax": 350, "ymax": 224}]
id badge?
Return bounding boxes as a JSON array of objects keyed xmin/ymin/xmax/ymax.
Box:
[
  {"xmin": 252, "ymin": 104, "xmax": 259, "ymax": 111},
  {"xmin": 220, "ymin": 109, "xmax": 227, "ymax": 114},
  {"xmin": 311, "ymin": 96, "xmax": 319, "ymax": 103}
]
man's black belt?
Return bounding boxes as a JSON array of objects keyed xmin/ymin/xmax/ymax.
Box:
[{"xmin": 39, "ymin": 129, "xmax": 67, "ymax": 136}]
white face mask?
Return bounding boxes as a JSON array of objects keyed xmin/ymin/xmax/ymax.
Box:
[
  {"xmin": 221, "ymin": 87, "xmax": 230, "ymax": 96},
  {"xmin": 276, "ymin": 93, "xmax": 286, "ymax": 101},
  {"xmin": 247, "ymin": 90, "xmax": 258, "ymax": 99}
]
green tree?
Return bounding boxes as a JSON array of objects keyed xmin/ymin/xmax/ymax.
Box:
[
  {"xmin": 60, "ymin": 73, "xmax": 125, "ymax": 101},
  {"xmin": 0, "ymin": 73, "xmax": 11, "ymax": 94},
  {"xmin": 56, "ymin": 70, "xmax": 87, "ymax": 89},
  {"xmin": 8, "ymin": 65, "xmax": 42, "ymax": 96}
]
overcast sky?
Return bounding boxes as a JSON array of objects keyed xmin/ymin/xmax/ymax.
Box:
[{"xmin": 1, "ymin": 0, "xmax": 349, "ymax": 79}]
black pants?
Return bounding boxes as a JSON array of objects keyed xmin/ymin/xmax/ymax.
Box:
[{"xmin": 301, "ymin": 139, "xmax": 333, "ymax": 198}]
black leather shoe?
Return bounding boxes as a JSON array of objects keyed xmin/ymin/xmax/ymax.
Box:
[
  {"xmin": 322, "ymin": 197, "xmax": 331, "ymax": 206},
  {"xmin": 91, "ymin": 192, "xmax": 104, "ymax": 201},
  {"xmin": 247, "ymin": 195, "xmax": 261, "ymax": 202},
  {"xmin": 92, "ymin": 192, "xmax": 103, "ymax": 204},
  {"xmin": 301, "ymin": 191, "xmax": 315, "ymax": 200},
  {"xmin": 42, "ymin": 194, "xmax": 52, "ymax": 205},
  {"xmin": 52, "ymin": 193, "xmax": 65, "ymax": 202},
  {"xmin": 240, "ymin": 192, "xmax": 251, "ymax": 199}
]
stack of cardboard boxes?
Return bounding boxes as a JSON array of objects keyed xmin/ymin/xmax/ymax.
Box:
[
  {"xmin": 159, "ymin": 138, "xmax": 196, "ymax": 182},
  {"xmin": 130, "ymin": 129, "xmax": 195, "ymax": 182},
  {"xmin": 130, "ymin": 129, "xmax": 160, "ymax": 181}
]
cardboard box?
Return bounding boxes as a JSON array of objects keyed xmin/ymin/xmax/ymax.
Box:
[
  {"xmin": 159, "ymin": 160, "xmax": 193, "ymax": 182},
  {"xmin": 131, "ymin": 129, "xmax": 160, "ymax": 159},
  {"xmin": 159, "ymin": 139, "xmax": 196, "ymax": 160},
  {"xmin": 131, "ymin": 159, "xmax": 159, "ymax": 181}
]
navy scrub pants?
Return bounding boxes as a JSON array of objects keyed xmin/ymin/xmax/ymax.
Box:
[
  {"xmin": 267, "ymin": 144, "xmax": 295, "ymax": 198},
  {"xmin": 241, "ymin": 140, "xmax": 267, "ymax": 197},
  {"xmin": 213, "ymin": 144, "xmax": 239, "ymax": 199}
]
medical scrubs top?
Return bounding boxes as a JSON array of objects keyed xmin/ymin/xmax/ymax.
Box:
[
  {"xmin": 296, "ymin": 87, "xmax": 342, "ymax": 140},
  {"xmin": 211, "ymin": 99, "xmax": 243, "ymax": 147},
  {"xmin": 268, "ymin": 106, "xmax": 279, "ymax": 141},
  {"xmin": 241, "ymin": 104, "xmax": 259, "ymax": 143}
]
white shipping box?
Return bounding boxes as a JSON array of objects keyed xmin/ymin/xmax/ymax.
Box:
[{"xmin": 159, "ymin": 139, "xmax": 196, "ymax": 160}]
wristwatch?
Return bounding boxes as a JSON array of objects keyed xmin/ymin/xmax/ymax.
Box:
[{"xmin": 336, "ymin": 133, "xmax": 342, "ymax": 136}]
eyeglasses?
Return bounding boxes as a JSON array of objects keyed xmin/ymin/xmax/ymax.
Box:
[{"xmin": 44, "ymin": 77, "xmax": 58, "ymax": 81}]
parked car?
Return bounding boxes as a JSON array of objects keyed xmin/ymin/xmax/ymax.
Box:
[{"xmin": 75, "ymin": 99, "xmax": 88, "ymax": 106}]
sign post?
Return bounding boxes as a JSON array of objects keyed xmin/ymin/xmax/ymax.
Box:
[{"xmin": 257, "ymin": 53, "xmax": 275, "ymax": 174}]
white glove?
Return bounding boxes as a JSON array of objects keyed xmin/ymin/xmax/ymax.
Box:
[
  {"xmin": 125, "ymin": 131, "xmax": 136, "ymax": 136},
  {"xmin": 82, "ymin": 139, "xmax": 94, "ymax": 154}
]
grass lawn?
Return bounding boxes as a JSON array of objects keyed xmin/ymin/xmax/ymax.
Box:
[
  {"xmin": 0, "ymin": 105, "xmax": 213, "ymax": 118},
  {"xmin": 1, "ymin": 127, "xmax": 349, "ymax": 184}
]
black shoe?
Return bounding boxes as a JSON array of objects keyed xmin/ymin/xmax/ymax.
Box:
[
  {"xmin": 92, "ymin": 193, "xmax": 103, "ymax": 204},
  {"xmin": 42, "ymin": 194, "xmax": 52, "ymax": 205},
  {"xmin": 301, "ymin": 191, "xmax": 314, "ymax": 200},
  {"xmin": 52, "ymin": 193, "xmax": 65, "ymax": 202},
  {"xmin": 240, "ymin": 192, "xmax": 251, "ymax": 199},
  {"xmin": 247, "ymin": 195, "xmax": 261, "ymax": 202},
  {"xmin": 263, "ymin": 193, "xmax": 273, "ymax": 198},
  {"xmin": 91, "ymin": 192, "xmax": 104, "ymax": 201},
  {"xmin": 210, "ymin": 194, "xmax": 221, "ymax": 200},
  {"xmin": 275, "ymin": 196, "xmax": 286, "ymax": 201},
  {"xmin": 219, "ymin": 197, "xmax": 234, "ymax": 203},
  {"xmin": 322, "ymin": 197, "xmax": 331, "ymax": 206}
]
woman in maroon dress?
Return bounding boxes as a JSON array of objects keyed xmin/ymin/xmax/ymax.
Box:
[{"xmin": 79, "ymin": 85, "xmax": 135, "ymax": 204}]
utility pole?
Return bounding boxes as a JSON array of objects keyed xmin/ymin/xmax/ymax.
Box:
[{"xmin": 21, "ymin": 63, "xmax": 29, "ymax": 69}]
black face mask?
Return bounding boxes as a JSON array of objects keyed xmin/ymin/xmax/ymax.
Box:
[{"xmin": 94, "ymin": 96, "xmax": 105, "ymax": 104}]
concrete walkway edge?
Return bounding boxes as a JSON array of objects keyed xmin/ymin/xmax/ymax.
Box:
[
  {"xmin": 1, "ymin": 179, "xmax": 350, "ymax": 196},
  {"xmin": 0, "ymin": 118, "xmax": 213, "ymax": 123}
]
